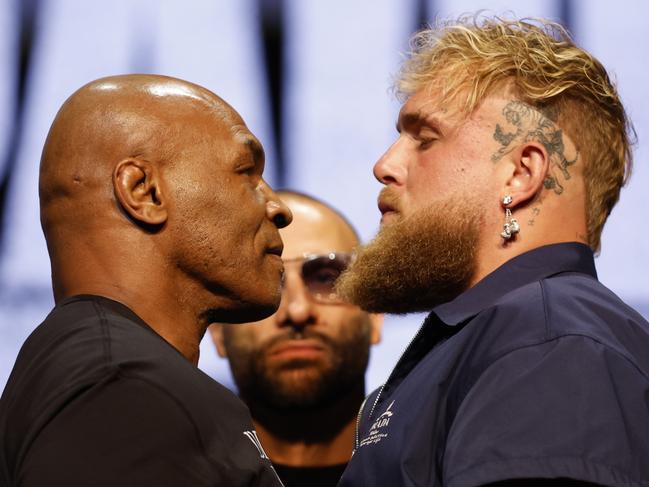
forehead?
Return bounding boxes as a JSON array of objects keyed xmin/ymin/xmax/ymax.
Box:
[
  {"xmin": 177, "ymin": 106, "xmax": 262, "ymax": 160},
  {"xmin": 280, "ymin": 198, "xmax": 358, "ymax": 260},
  {"xmin": 200, "ymin": 99, "xmax": 262, "ymax": 151},
  {"xmin": 230, "ymin": 124, "xmax": 263, "ymax": 154},
  {"xmin": 398, "ymin": 87, "xmax": 507, "ymax": 131},
  {"xmin": 398, "ymin": 88, "xmax": 456, "ymax": 126}
]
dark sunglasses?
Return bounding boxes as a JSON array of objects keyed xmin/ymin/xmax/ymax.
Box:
[{"xmin": 282, "ymin": 252, "xmax": 353, "ymax": 304}]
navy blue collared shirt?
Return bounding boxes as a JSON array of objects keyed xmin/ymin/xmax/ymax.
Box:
[{"xmin": 339, "ymin": 243, "xmax": 649, "ymax": 487}]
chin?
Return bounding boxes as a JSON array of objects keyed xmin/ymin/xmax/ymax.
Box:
[
  {"xmin": 212, "ymin": 291, "xmax": 280, "ymax": 324},
  {"xmin": 202, "ymin": 269, "xmax": 282, "ymax": 323},
  {"xmin": 234, "ymin": 302, "xmax": 278, "ymax": 323}
]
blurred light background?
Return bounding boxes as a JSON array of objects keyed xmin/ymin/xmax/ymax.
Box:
[{"xmin": 0, "ymin": 0, "xmax": 647, "ymax": 392}]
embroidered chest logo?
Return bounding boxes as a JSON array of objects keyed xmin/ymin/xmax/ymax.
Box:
[
  {"xmin": 359, "ymin": 400, "xmax": 394, "ymax": 448},
  {"xmin": 243, "ymin": 430, "xmax": 270, "ymax": 460}
]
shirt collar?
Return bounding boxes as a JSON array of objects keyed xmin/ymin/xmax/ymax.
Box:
[
  {"xmin": 432, "ymin": 242, "xmax": 597, "ymax": 326},
  {"xmin": 58, "ymin": 294, "xmax": 153, "ymax": 331}
]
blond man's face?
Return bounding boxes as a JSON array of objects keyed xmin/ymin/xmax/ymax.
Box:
[{"xmin": 373, "ymin": 89, "xmax": 507, "ymax": 226}]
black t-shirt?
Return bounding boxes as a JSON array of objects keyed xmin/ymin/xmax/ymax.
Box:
[
  {"xmin": 273, "ymin": 463, "xmax": 347, "ymax": 487},
  {"xmin": 0, "ymin": 295, "xmax": 283, "ymax": 487}
]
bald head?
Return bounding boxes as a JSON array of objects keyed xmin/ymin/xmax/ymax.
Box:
[
  {"xmin": 40, "ymin": 75, "xmax": 291, "ymax": 323},
  {"xmin": 276, "ymin": 191, "xmax": 360, "ymax": 254},
  {"xmin": 40, "ymin": 75, "xmax": 238, "ymax": 236},
  {"xmin": 36, "ymin": 74, "xmax": 294, "ymax": 362}
]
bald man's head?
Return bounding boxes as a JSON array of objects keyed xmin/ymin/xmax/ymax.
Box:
[
  {"xmin": 39, "ymin": 74, "xmax": 238, "ymax": 236},
  {"xmin": 276, "ymin": 190, "xmax": 360, "ymax": 245},
  {"xmin": 39, "ymin": 75, "xmax": 291, "ymax": 323}
]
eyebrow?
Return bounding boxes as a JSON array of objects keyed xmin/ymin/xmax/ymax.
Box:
[
  {"xmin": 396, "ymin": 110, "xmax": 444, "ymax": 135},
  {"xmin": 243, "ymin": 137, "xmax": 265, "ymax": 164}
]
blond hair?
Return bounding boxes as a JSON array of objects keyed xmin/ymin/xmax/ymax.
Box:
[{"xmin": 397, "ymin": 15, "xmax": 633, "ymax": 252}]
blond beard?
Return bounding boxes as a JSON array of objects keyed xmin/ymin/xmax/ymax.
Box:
[{"xmin": 336, "ymin": 198, "xmax": 480, "ymax": 314}]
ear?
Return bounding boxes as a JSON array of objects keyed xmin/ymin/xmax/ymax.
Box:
[
  {"xmin": 113, "ymin": 158, "xmax": 167, "ymax": 226},
  {"xmin": 502, "ymin": 142, "xmax": 550, "ymax": 207},
  {"xmin": 369, "ymin": 313, "xmax": 384, "ymax": 345},
  {"xmin": 208, "ymin": 324, "xmax": 228, "ymax": 358}
]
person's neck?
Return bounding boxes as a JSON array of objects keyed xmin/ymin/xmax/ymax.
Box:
[
  {"xmin": 53, "ymin": 259, "xmax": 207, "ymax": 365},
  {"xmin": 469, "ymin": 205, "xmax": 588, "ymax": 288},
  {"xmin": 248, "ymin": 383, "xmax": 365, "ymax": 467}
]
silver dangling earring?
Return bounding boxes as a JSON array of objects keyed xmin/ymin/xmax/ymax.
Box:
[{"xmin": 500, "ymin": 195, "xmax": 520, "ymax": 241}]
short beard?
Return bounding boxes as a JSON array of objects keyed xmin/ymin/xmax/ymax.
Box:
[
  {"xmin": 336, "ymin": 198, "xmax": 480, "ymax": 314},
  {"xmin": 224, "ymin": 321, "xmax": 371, "ymax": 411}
]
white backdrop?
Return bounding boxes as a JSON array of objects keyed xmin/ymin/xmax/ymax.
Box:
[{"xmin": 1, "ymin": 0, "xmax": 647, "ymax": 393}]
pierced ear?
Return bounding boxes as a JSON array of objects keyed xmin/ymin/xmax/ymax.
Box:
[
  {"xmin": 113, "ymin": 158, "xmax": 167, "ymax": 226},
  {"xmin": 369, "ymin": 313, "xmax": 384, "ymax": 345},
  {"xmin": 503, "ymin": 142, "xmax": 549, "ymax": 207},
  {"xmin": 208, "ymin": 324, "xmax": 228, "ymax": 358}
]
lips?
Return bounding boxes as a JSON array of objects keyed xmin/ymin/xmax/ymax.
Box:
[
  {"xmin": 268, "ymin": 339, "xmax": 325, "ymax": 360},
  {"xmin": 378, "ymin": 199, "xmax": 400, "ymax": 225},
  {"xmin": 377, "ymin": 189, "xmax": 400, "ymax": 221},
  {"xmin": 378, "ymin": 199, "xmax": 395, "ymax": 216},
  {"xmin": 266, "ymin": 242, "xmax": 284, "ymax": 257}
]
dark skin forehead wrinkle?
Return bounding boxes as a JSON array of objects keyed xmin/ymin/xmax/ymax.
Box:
[
  {"xmin": 243, "ymin": 137, "xmax": 265, "ymax": 164},
  {"xmin": 230, "ymin": 129, "xmax": 266, "ymax": 174}
]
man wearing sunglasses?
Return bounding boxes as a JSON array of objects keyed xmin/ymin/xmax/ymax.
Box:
[{"xmin": 210, "ymin": 191, "xmax": 382, "ymax": 487}]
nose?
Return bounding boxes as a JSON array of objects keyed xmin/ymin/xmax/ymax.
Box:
[
  {"xmin": 275, "ymin": 271, "xmax": 316, "ymax": 330},
  {"xmin": 373, "ymin": 138, "xmax": 406, "ymax": 186},
  {"xmin": 263, "ymin": 183, "xmax": 293, "ymax": 229}
]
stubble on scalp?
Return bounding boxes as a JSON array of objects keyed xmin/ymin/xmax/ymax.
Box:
[{"xmin": 336, "ymin": 198, "xmax": 481, "ymax": 314}]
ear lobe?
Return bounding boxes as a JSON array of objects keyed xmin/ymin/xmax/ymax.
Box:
[
  {"xmin": 113, "ymin": 158, "xmax": 167, "ymax": 226},
  {"xmin": 503, "ymin": 142, "xmax": 549, "ymax": 206},
  {"xmin": 208, "ymin": 324, "xmax": 228, "ymax": 358},
  {"xmin": 369, "ymin": 313, "xmax": 384, "ymax": 345}
]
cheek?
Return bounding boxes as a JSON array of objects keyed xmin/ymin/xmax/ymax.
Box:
[
  {"xmin": 321, "ymin": 308, "xmax": 371, "ymax": 342},
  {"xmin": 235, "ymin": 187, "xmax": 270, "ymax": 237},
  {"xmin": 411, "ymin": 151, "xmax": 489, "ymax": 205},
  {"xmin": 224, "ymin": 324, "xmax": 262, "ymax": 352},
  {"xmin": 405, "ymin": 170, "xmax": 448, "ymax": 211}
]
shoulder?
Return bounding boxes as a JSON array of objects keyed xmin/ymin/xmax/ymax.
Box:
[
  {"xmin": 16, "ymin": 375, "xmax": 273, "ymax": 486},
  {"xmin": 444, "ymin": 313, "xmax": 649, "ymax": 486},
  {"xmin": 470, "ymin": 272, "xmax": 649, "ymax": 372},
  {"xmin": 2, "ymin": 295, "xmax": 277, "ymax": 486},
  {"xmin": 440, "ymin": 273, "xmax": 649, "ymax": 484}
]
